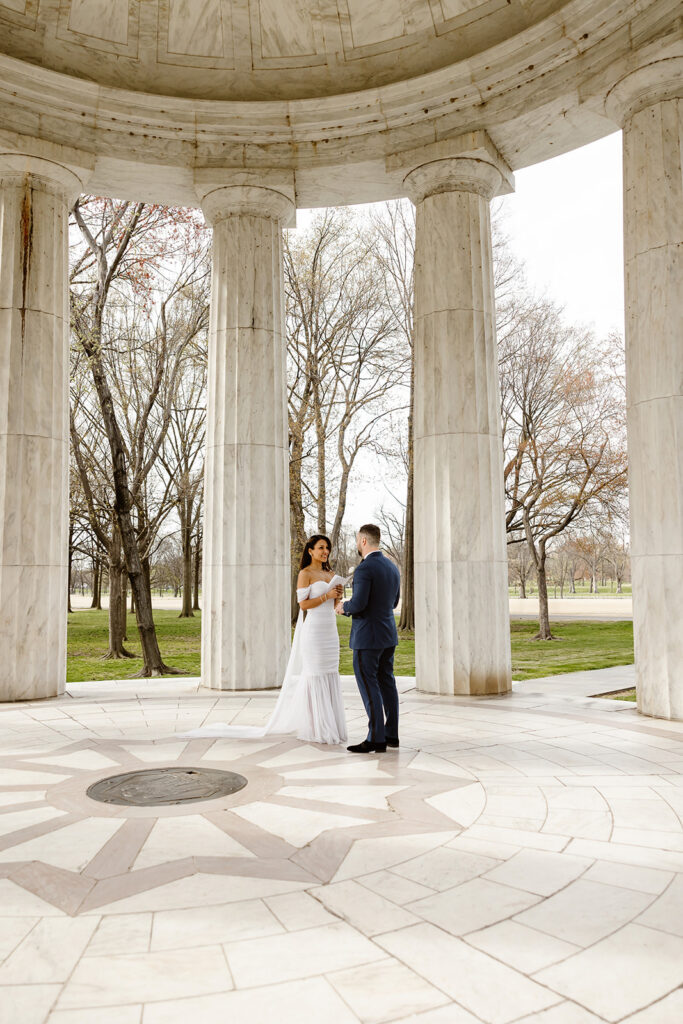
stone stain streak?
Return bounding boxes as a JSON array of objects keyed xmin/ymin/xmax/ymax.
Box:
[{"xmin": 19, "ymin": 175, "xmax": 34, "ymax": 355}]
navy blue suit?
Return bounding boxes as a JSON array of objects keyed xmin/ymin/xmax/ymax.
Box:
[{"xmin": 342, "ymin": 550, "xmax": 401, "ymax": 744}]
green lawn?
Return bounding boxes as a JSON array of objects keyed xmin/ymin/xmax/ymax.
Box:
[
  {"xmin": 509, "ymin": 620, "xmax": 633, "ymax": 680},
  {"xmin": 67, "ymin": 608, "xmax": 201, "ymax": 682},
  {"xmin": 66, "ymin": 609, "xmax": 633, "ymax": 683}
]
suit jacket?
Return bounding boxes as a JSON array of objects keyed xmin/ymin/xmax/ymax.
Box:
[{"xmin": 342, "ymin": 550, "xmax": 401, "ymax": 650}]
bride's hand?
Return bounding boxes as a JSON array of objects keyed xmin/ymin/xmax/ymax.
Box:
[{"xmin": 330, "ymin": 584, "xmax": 343, "ymax": 599}]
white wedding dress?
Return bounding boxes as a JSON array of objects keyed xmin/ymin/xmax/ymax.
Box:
[{"xmin": 182, "ymin": 578, "xmax": 347, "ymax": 745}]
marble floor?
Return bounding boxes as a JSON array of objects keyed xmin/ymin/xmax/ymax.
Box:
[{"xmin": 1, "ymin": 673, "xmax": 683, "ymax": 1024}]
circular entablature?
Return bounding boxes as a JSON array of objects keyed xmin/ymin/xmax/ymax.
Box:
[{"xmin": 86, "ymin": 767, "xmax": 248, "ymax": 807}]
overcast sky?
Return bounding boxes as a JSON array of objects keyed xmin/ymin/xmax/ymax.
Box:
[
  {"xmin": 300, "ymin": 129, "xmax": 626, "ymax": 530},
  {"xmin": 499, "ymin": 129, "xmax": 624, "ymax": 339}
]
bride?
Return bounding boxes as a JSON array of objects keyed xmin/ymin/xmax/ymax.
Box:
[{"xmin": 183, "ymin": 535, "xmax": 348, "ymax": 745}]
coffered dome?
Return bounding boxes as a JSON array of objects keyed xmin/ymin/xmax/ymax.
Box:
[
  {"xmin": 0, "ymin": 0, "xmax": 587, "ymax": 102},
  {"xmin": 0, "ymin": 1, "xmax": 679, "ymax": 207}
]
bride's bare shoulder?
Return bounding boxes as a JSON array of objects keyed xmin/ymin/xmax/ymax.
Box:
[{"xmin": 297, "ymin": 569, "xmax": 312, "ymax": 588}]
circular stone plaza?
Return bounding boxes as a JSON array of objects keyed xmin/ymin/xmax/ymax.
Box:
[{"xmin": 0, "ymin": 3, "xmax": 682, "ymax": 1023}]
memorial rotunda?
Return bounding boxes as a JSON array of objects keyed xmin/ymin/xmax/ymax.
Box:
[{"xmin": 0, "ymin": 0, "xmax": 680, "ymax": 718}]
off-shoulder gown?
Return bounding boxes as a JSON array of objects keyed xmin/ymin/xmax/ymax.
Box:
[{"xmin": 182, "ymin": 579, "xmax": 347, "ymax": 745}]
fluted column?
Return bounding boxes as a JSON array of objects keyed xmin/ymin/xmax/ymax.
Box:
[
  {"xmin": 197, "ymin": 173, "xmax": 294, "ymax": 690},
  {"xmin": 393, "ymin": 136, "xmax": 513, "ymax": 695},
  {"xmin": 606, "ymin": 59, "xmax": 683, "ymax": 720},
  {"xmin": 0, "ymin": 154, "xmax": 86, "ymax": 701}
]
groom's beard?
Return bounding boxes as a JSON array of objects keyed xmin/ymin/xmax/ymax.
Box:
[{"xmin": 357, "ymin": 548, "xmax": 362, "ymax": 559}]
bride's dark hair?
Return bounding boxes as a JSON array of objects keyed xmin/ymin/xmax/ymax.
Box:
[{"xmin": 299, "ymin": 534, "xmax": 332, "ymax": 572}]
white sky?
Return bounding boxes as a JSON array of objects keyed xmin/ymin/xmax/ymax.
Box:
[
  {"xmin": 299, "ymin": 130, "xmax": 626, "ymax": 529},
  {"xmin": 499, "ymin": 130, "xmax": 624, "ymax": 339}
]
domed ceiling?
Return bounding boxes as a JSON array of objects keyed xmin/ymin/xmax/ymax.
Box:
[
  {"xmin": 0, "ymin": 0, "xmax": 679, "ymax": 207},
  {"xmin": 0, "ymin": 0, "xmax": 567, "ymax": 101}
]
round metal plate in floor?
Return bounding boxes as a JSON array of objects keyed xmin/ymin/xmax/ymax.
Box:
[{"xmin": 86, "ymin": 767, "xmax": 248, "ymax": 807}]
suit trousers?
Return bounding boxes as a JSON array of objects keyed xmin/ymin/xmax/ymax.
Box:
[{"xmin": 352, "ymin": 647, "xmax": 399, "ymax": 744}]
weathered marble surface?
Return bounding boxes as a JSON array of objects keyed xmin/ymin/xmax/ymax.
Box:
[
  {"xmin": 612, "ymin": 65, "xmax": 683, "ymax": 720},
  {"xmin": 0, "ymin": 4, "xmax": 679, "ymax": 208},
  {"xmin": 406, "ymin": 143, "xmax": 512, "ymax": 697},
  {"xmin": 0, "ymin": 155, "xmax": 85, "ymax": 701},
  {"xmin": 200, "ymin": 180, "xmax": 293, "ymax": 690},
  {"xmin": 2, "ymin": 673, "xmax": 683, "ymax": 1020}
]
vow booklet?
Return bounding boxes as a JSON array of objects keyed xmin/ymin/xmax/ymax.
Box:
[{"xmin": 326, "ymin": 574, "xmax": 352, "ymax": 593}]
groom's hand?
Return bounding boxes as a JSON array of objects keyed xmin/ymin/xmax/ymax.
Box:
[{"xmin": 335, "ymin": 600, "xmax": 345, "ymax": 615}]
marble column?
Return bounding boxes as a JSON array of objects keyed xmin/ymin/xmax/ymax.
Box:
[
  {"xmin": 0, "ymin": 154, "xmax": 85, "ymax": 701},
  {"xmin": 606, "ymin": 60, "xmax": 683, "ymax": 719},
  {"xmin": 397, "ymin": 139, "xmax": 513, "ymax": 695},
  {"xmin": 197, "ymin": 173, "xmax": 294, "ymax": 690}
]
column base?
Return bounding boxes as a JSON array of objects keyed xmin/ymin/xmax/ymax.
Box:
[
  {"xmin": 414, "ymin": 560, "xmax": 512, "ymax": 697},
  {"xmin": 201, "ymin": 564, "xmax": 290, "ymax": 691},
  {"xmin": 633, "ymin": 554, "xmax": 683, "ymax": 721}
]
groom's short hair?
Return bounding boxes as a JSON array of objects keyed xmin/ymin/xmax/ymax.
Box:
[{"xmin": 359, "ymin": 524, "xmax": 381, "ymax": 547}]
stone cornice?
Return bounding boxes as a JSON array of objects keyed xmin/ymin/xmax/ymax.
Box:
[
  {"xmin": 0, "ymin": 2, "xmax": 677, "ymax": 207},
  {"xmin": 0, "ymin": 3, "xmax": 677, "ymax": 162}
]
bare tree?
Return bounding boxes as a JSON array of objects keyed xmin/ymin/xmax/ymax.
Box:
[
  {"xmin": 371, "ymin": 200, "xmax": 415, "ymax": 629},
  {"xmin": 284, "ymin": 209, "xmax": 409, "ymax": 616},
  {"xmin": 70, "ymin": 197, "xmax": 209, "ymax": 674},
  {"xmin": 501, "ymin": 304, "xmax": 628, "ymax": 638},
  {"xmin": 70, "ymin": 363, "xmax": 133, "ymax": 657},
  {"xmin": 157, "ymin": 306, "xmax": 208, "ymax": 617},
  {"xmin": 508, "ymin": 541, "xmax": 535, "ymax": 598},
  {"xmin": 376, "ymin": 502, "xmax": 405, "ymax": 570}
]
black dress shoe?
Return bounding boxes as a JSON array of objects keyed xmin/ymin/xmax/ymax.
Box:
[
  {"xmin": 386, "ymin": 737, "xmax": 399, "ymax": 748},
  {"xmin": 347, "ymin": 740, "xmax": 387, "ymax": 754}
]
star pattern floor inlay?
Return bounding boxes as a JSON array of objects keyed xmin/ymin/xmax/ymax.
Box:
[{"xmin": 1, "ymin": 674, "xmax": 683, "ymax": 1023}]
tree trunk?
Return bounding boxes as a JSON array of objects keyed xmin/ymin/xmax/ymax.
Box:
[
  {"xmin": 313, "ymin": 369, "xmax": 326, "ymax": 533},
  {"xmin": 534, "ymin": 555, "xmax": 554, "ymax": 640},
  {"xmin": 289, "ymin": 432, "xmax": 308, "ymax": 625},
  {"xmin": 67, "ymin": 523, "xmax": 73, "ymax": 614},
  {"xmin": 179, "ymin": 506, "xmax": 194, "ymax": 617},
  {"xmin": 130, "ymin": 588, "xmax": 135, "ymax": 614},
  {"xmin": 399, "ymin": 361, "xmax": 415, "ymax": 631},
  {"xmin": 121, "ymin": 573, "xmax": 128, "ymax": 640},
  {"xmin": 104, "ymin": 541, "xmax": 134, "ymax": 660},
  {"xmin": 90, "ymin": 558, "xmax": 100, "ymax": 608},
  {"xmin": 396, "ymin": 399, "xmax": 414, "ymax": 630},
  {"xmin": 81, "ymin": 322, "xmax": 177, "ymax": 676},
  {"xmin": 519, "ymin": 577, "xmax": 527, "ymax": 599},
  {"xmin": 522, "ymin": 513, "xmax": 554, "ymax": 641},
  {"xmin": 193, "ymin": 537, "xmax": 201, "ymax": 610},
  {"xmin": 330, "ymin": 461, "xmax": 351, "ymax": 559}
]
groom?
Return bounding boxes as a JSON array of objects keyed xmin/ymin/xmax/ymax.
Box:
[{"xmin": 335, "ymin": 524, "xmax": 401, "ymax": 753}]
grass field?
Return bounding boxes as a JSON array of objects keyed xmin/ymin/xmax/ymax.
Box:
[
  {"xmin": 66, "ymin": 609, "xmax": 634, "ymax": 684},
  {"xmin": 67, "ymin": 609, "xmax": 201, "ymax": 682},
  {"xmin": 509, "ymin": 620, "xmax": 634, "ymax": 680}
]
